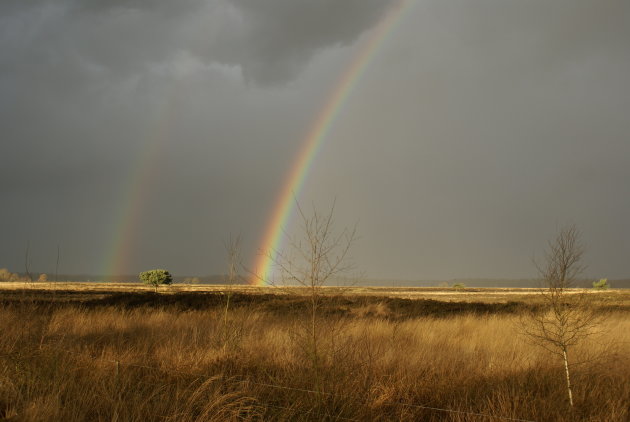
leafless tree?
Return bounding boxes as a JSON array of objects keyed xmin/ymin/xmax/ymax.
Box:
[
  {"xmin": 262, "ymin": 200, "xmax": 357, "ymax": 392},
  {"xmin": 221, "ymin": 234, "xmax": 243, "ymax": 352},
  {"xmin": 24, "ymin": 241, "xmax": 32, "ymax": 282},
  {"xmin": 55, "ymin": 245, "xmax": 60, "ymax": 283},
  {"xmin": 521, "ymin": 224, "xmax": 600, "ymax": 407},
  {"xmin": 53, "ymin": 244, "xmax": 60, "ymax": 297}
]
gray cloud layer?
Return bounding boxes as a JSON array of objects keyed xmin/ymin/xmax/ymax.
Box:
[
  {"xmin": 1, "ymin": 0, "xmax": 391, "ymax": 85},
  {"xmin": 1, "ymin": 0, "xmax": 629, "ymax": 280}
]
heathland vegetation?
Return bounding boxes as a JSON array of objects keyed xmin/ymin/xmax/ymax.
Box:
[{"xmin": 0, "ymin": 289, "xmax": 628, "ymax": 421}]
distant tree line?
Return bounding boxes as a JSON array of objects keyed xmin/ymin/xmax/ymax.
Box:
[{"xmin": 0, "ymin": 268, "xmax": 47, "ymax": 282}]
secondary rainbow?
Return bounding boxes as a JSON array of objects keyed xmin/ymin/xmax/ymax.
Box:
[
  {"xmin": 252, "ymin": 0, "xmax": 412, "ymax": 285},
  {"xmin": 103, "ymin": 97, "xmax": 174, "ymax": 279}
]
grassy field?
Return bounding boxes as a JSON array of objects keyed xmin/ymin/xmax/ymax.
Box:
[
  {"xmin": 0, "ymin": 285, "xmax": 628, "ymax": 421},
  {"xmin": 2, "ymin": 281, "xmax": 630, "ymax": 303}
]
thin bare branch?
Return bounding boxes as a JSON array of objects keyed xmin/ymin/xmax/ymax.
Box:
[{"xmin": 519, "ymin": 224, "xmax": 601, "ymax": 408}]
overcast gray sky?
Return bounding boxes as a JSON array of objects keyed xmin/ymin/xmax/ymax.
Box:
[{"xmin": 1, "ymin": 0, "xmax": 629, "ymax": 280}]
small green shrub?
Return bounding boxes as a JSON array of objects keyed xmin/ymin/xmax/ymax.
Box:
[
  {"xmin": 452, "ymin": 283, "xmax": 466, "ymax": 290},
  {"xmin": 139, "ymin": 269, "xmax": 173, "ymax": 292},
  {"xmin": 592, "ymin": 278, "xmax": 610, "ymax": 290}
]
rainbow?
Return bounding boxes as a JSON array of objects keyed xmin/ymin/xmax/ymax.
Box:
[
  {"xmin": 103, "ymin": 97, "xmax": 175, "ymax": 279},
  {"xmin": 252, "ymin": 0, "xmax": 412, "ymax": 285}
]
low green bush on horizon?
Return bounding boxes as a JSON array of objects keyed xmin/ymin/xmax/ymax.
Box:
[
  {"xmin": 593, "ymin": 278, "xmax": 610, "ymax": 290},
  {"xmin": 139, "ymin": 269, "xmax": 173, "ymax": 292}
]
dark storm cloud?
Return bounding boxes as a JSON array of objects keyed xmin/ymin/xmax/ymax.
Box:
[
  {"xmin": 0, "ymin": 0, "xmax": 394, "ymax": 274},
  {"xmin": 0, "ymin": 0, "xmax": 392, "ymax": 86},
  {"xmin": 203, "ymin": 0, "xmax": 392, "ymax": 84},
  {"xmin": 0, "ymin": 0, "xmax": 394, "ymax": 184},
  {"xmin": 0, "ymin": 0, "xmax": 392, "ymax": 183},
  {"xmin": 1, "ymin": 0, "xmax": 629, "ymax": 280}
]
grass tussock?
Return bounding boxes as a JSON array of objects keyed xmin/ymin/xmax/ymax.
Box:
[{"xmin": 0, "ymin": 293, "xmax": 629, "ymax": 421}]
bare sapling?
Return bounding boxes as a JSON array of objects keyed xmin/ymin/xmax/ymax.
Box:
[
  {"xmin": 222, "ymin": 234, "xmax": 243, "ymax": 353},
  {"xmin": 265, "ymin": 199, "xmax": 357, "ymax": 395},
  {"xmin": 53, "ymin": 244, "xmax": 60, "ymax": 299},
  {"xmin": 24, "ymin": 241, "xmax": 32, "ymax": 283},
  {"xmin": 521, "ymin": 224, "xmax": 601, "ymax": 407}
]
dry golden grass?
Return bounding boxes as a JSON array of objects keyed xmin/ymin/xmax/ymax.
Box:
[
  {"xmin": 2, "ymin": 281, "xmax": 629, "ymax": 304},
  {"xmin": 0, "ymin": 290, "xmax": 628, "ymax": 421}
]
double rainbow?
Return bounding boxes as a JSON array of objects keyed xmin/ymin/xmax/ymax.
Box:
[
  {"xmin": 252, "ymin": 0, "xmax": 411, "ymax": 285},
  {"xmin": 103, "ymin": 1, "xmax": 411, "ymax": 281}
]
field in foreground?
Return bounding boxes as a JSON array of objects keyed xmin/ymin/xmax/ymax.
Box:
[
  {"xmin": 2, "ymin": 281, "xmax": 630, "ymax": 304},
  {"xmin": 0, "ymin": 287, "xmax": 629, "ymax": 421}
]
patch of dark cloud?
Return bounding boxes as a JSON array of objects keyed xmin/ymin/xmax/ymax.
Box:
[
  {"xmin": 0, "ymin": 0, "xmax": 395, "ymax": 196},
  {"xmin": 211, "ymin": 0, "xmax": 393, "ymax": 84},
  {"xmin": 0, "ymin": 0, "xmax": 394, "ymax": 88}
]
